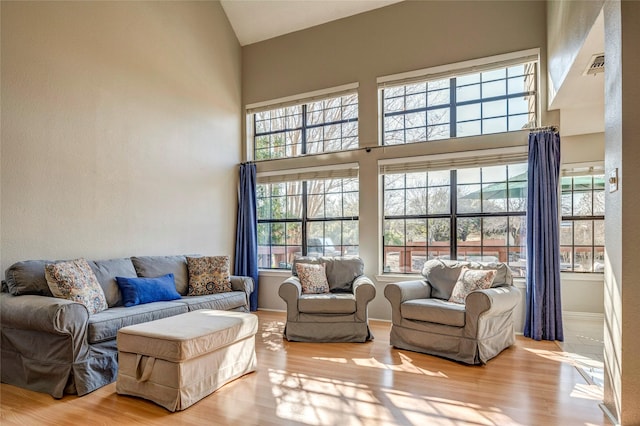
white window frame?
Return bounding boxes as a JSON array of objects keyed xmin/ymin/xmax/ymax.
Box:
[
  {"xmin": 376, "ymin": 49, "xmax": 540, "ymax": 146},
  {"xmin": 246, "ymin": 83, "xmax": 359, "ymax": 161}
]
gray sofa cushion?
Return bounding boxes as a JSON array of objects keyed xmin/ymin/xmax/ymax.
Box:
[
  {"xmin": 178, "ymin": 292, "xmax": 248, "ymax": 312},
  {"xmin": 89, "ymin": 258, "xmax": 138, "ymax": 307},
  {"xmin": 401, "ymin": 298, "xmax": 466, "ymax": 327},
  {"xmin": 131, "ymin": 255, "xmax": 189, "ymax": 295},
  {"xmin": 5, "ymin": 260, "xmax": 54, "ymax": 296},
  {"xmin": 88, "ymin": 301, "xmax": 187, "ymax": 344},
  {"xmin": 422, "ymin": 259, "xmax": 513, "ymax": 300},
  {"xmin": 298, "ymin": 293, "xmax": 356, "ymax": 314}
]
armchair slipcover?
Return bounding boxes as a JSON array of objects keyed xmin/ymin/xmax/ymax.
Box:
[
  {"xmin": 384, "ymin": 259, "xmax": 520, "ymax": 364},
  {"xmin": 279, "ymin": 257, "xmax": 376, "ymax": 342}
]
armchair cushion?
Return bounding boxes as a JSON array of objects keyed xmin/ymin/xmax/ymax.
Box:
[
  {"xmin": 298, "ymin": 293, "xmax": 356, "ymax": 314},
  {"xmin": 296, "ymin": 263, "xmax": 330, "ymax": 294},
  {"xmin": 292, "ymin": 256, "xmax": 364, "ymax": 292},
  {"xmin": 322, "ymin": 257, "xmax": 364, "ymax": 292},
  {"xmin": 422, "ymin": 259, "xmax": 512, "ymax": 300},
  {"xmin": 401, "ymin": 298, "xmax": 466, "ymax": 327},
  {"xmin": 448, "ymin": 267, "xmax": 496, "ymax": 304}
]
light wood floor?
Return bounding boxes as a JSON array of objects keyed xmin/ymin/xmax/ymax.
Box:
[{"xmin": 0, "ymin": 310, "xmax": 611, "ymax": 426}]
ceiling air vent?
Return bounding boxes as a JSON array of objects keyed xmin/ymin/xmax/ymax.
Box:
[{"xmin": 584, "ymin": 53, "xmax": 605, "ymax": 76}]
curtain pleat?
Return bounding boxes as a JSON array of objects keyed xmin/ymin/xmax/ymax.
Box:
[
  {"xmin": 524, "ymin": 130, "xmax": 563, "ymax": 341},
  {"xmin": 235, "ymin": 163, "xmax": 259, "ymax": 311}
]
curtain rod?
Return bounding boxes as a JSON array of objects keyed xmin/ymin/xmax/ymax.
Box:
[{"xmin": 527, "ymin": 125, "xmax": 559, "ymax": 132}]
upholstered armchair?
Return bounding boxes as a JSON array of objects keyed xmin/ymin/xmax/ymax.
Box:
[
  {"xmin": 279, "ymin": 257, "xmax": 376, "ymax": 342},
  {"xmin": 384, "ymin": 259, "xmax": 520, "ymax": 364}
]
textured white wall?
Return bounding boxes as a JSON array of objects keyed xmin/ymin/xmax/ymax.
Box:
[{"xmin": 1, "ymin": 1, "xmax": 242, "ymax": 273}]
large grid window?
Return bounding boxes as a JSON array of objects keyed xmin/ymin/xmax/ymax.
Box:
[
  {"xmin": 383, "ymin": 163, "xmax": 527, "ymax": 276},
  {"xmin": 257, "ymin": 178, "xmax": 359, "ymax": 269},
  {"xmin": 560, "ymin": 174, "xmax": 605, "ymax": 272},
  {"xmin": 382, "ymin": 62, "xmax": 536, "ymax": 145},
  {"xmin": 253, "ymin": 93, "xmax": 358, "ymax": 160}
]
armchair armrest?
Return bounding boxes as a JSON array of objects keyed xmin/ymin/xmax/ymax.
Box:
[
  {"xmin": 1, "ymin": 292, "xmax": 89, "ymax": 336},
  {"xmin": 279, "ymin": 277, "xmax": 302, "ymax": 321},
  {"xmin": 353, "ymin": 276, "xmax": 376, "ymax": 322},
  {"xmin": 465, "ymin": 285, "xmax": 521, "ymax": 317},
  {"xmin": 230, "ymin": 275, "xmax": 254, "ymax": 309},
  {"xmin": 464, "ymin": 285, "xmax": 521, "ymax": 338},
  {"xmin": 384, "ymin": 280, "xmax": 431, "ymax": 325}
]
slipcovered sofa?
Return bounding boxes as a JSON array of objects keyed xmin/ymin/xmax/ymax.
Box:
[
  {"xmin": 279, "ymin": 256, "xmax": 376, "ymax": 342},
  {"xmin": 0, "ymin": 255, "xmax": 253, "ymax": 398},
  {"xmin": 384, "ymin": 259, "xmax": 520, "ymax": 364}
]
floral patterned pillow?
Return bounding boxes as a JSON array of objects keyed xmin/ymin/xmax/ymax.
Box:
[
  {"xmin": 296, "ymin": 263, "xmax": 330, "ymax": 294},
  {"xmin": 44, "ymin": 258, "xmax": 108, "ymax": 314},
  {"xmin": 186, "ymin": 256, "xmax": 232, "ymax": 296},
  {"xmin": 448, "ymin": 267, "xmax": 497, "ymax": 304}
]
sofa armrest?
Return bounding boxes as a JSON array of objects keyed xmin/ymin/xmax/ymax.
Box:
[
  {"xmin": 383, "ymin": 280, "xmax": 431, "ymax": 325},
  {"xmin": 230, "ymin": 275, "xmax": 254, "ymax": 309},
  {"xmin": 1, "ymin": 292, "xmax": 89, "ymax": 336},
  {"xmin": 279, "ymin": 277, "xmax": 302, "ymax": 321},
  {"xmin": 353, "ymin": 276, "xmax": 376, "ymax": 322}
]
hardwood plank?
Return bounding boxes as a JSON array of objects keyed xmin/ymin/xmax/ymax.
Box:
[{"xmin": 0, "ymin": 311, "xmax": 611, "ymax": 425}]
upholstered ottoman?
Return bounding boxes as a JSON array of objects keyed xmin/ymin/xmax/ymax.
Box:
[{"xmin": 116, "ymin": 310, "xmax": 257, "ymax": 412}]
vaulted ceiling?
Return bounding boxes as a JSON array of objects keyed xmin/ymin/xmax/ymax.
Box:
[{"xmin": 220, "ymin": 0, "xmax": 402, "ymax": 46}]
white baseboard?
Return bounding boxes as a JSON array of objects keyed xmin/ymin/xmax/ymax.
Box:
[
  {"xmin": 599, "ymin": 403, "xmax": 620, "ymax": 426},
  {"xmin": 256, "ymin": 308, "xmax": 286, "ymax": 313},
  {"xmin": 563, "ymin": 311, "xmax": 604, "ymax": 321}
]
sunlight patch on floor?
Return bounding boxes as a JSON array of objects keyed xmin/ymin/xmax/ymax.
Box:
[
  {"xmin": 269, "ymin": 368, "xmax": 392, "ymax": 425},
  {"xmin": 570, "ymin": 383, "xmax": 604, "ymax": 401},
  {"xmin": 312, "ymin": 357, "xmax": 348, "ymax": 364},
  {"xmin": 261, "ymin": 320, "xmax": 286, "ymax": 352},
  {"xmin": 351, "ymin": 352, "xmax": 448, "ymax": 378},
  {"xmin": 268, "ymin": 367, "xmax": 527, "ymax": 426},
  {"xmin": 380, "ymin": 388, "xmax": 522, "ymax": 426}
]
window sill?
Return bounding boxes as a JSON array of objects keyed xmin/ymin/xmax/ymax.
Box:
[
  {"xmin": 258, "ymin": 269, "xmax": 291, "ymax": 279},
  {"xmin": 376, "ymin": 274, "xmax": 422, "ymax": 283},
  {"xmin": 560, "ymin": 272, "xmax": 604, "ymax": 282}
]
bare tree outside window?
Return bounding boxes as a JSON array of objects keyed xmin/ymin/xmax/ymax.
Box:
[
  {"xmin": 382, "ymin": 63, "xmax": 537, "ymax": 145},
  {"xmin": 560, "ymin": 174, "xmax": 605, "ymax": 272},
  {"xmin": 254, "ymin": 93, "xmax": 360, "ymax": 269},
  {"xmin": 383, "ymin": 164, "xmax": 527, "ymax": 275},
  {"xmin": 257, "ymin": 178, "xmax": 359, "ymax": 269}
]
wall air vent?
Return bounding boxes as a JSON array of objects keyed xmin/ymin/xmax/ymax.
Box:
[{"xmin": 584, "ymin": 53, "xmax": 605, "ymax": 76}]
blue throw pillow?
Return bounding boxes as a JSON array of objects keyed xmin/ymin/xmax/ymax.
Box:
[{"xmin": 115, "ymin": 274, "xmax": 181, "ymax": 307}]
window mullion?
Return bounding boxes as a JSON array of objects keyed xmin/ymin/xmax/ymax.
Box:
[
  {"xmin": 450, "ymin": 78, "xmax": 457, "ymax": 138},
  {"xmin": 450, "ymin": 169, "xmax": 457, "ymax": 260},
  {"xmin": 302, "ymin": 104, "xmax": 308, "ymax": 155},
  {"xmin": 302, "ymin": 181, "xmax": 308, "ymax": 255}
]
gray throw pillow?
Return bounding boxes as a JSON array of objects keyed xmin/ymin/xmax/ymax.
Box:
[
  {"xmin": 131, "ymin": 256, "xmax": 190, "ymax": 295},
  {"xmin": 5, "ymin": 260, "xmax": 55, "ymax": 296},
  {"xmin": 89, "ymin": 258, "xmax": 138, "ymax": 307}
]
